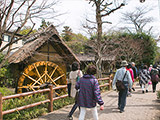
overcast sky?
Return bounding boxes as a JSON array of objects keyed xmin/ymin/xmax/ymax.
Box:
[{"xmin": 47, "ymin": 0, "xmax": 160, "ymax": 38}]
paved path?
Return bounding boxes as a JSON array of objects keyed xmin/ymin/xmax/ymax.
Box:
[{"xmin": 33, "ymin": 83, "xmax": 160, "ymax": 120}]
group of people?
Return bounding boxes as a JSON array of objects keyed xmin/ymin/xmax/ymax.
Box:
[
  {"xmin": 66, "ymin": 60, "xmax": 160, "ymax": 120},
  {"xmin": 139, "ymin": 64, "xmax": 160, "ymax": 93},
  {"xmin": 112, "ymin": 60, "xmax": 160, "ymax": 114}
]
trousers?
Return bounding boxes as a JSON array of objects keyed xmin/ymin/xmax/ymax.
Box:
[
  {"xmin": 79, "ymin": 106, "xmax": 98, "ymax": 120},
  {"xmin": 67, "ymin": 83, "xmax": 71, "ymax": 97},
  {"xmin": 118, "ymin": 82, "xmax": 128, "ymax": 111},
  {"xmin": 68, "ymin": 101, "xmax": 80, "ymax": 117},
  {"xmin": 152, "ymin": 81, "xmax": 158, "ymax": 92},
  {"xmin": 141, "ymin": 84, "xmax": 149, "ymax": 91}
]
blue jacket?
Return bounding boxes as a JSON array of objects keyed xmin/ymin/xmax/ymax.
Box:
[
  {"xmin": 75, "ymin": 74, "xmax": 104, "ymax": 108},
  {"xmin": 112, "ymin": 67, "xmax": 133, "ymax": 89}
]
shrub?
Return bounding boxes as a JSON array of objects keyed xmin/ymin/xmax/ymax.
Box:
[
  {"xmin": 157, "ymin": 91, "xmax": 160, "ymax": 99},
  {"xmin": 0, "ymin": 87, "xmax": 14, "ymax": 96},
  {"xmin": 2, "ymin": 92, "xmax": 74, "ymax": 120}
]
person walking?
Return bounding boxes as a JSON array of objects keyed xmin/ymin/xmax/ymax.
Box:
[
  {"xmin": 149, "ymin": 64, "xmax": 153, "ymax": 72},
  {"xmin": 131, "ymin": 62, "xmax": 138, "ymax": 90},
  {"xmin": 139, "ymin": 65, "xmax": 151, "ymax": 93},
  {"xmin": 76, "ymin": 65, "xmax": 104, "ymax": 120},
  {"xmin": 126, "ymin": 63, "xmax": 134, "ymax": 96},
  {"xmin": 150, "ymin": 64, "xmax": 159, "ymax": 92},
  {"xmin": 67, "ymin": 62, "xmax": 83, "ymax": 120},
  {"xmin": 112, "ymin": 60, "xmax": 132, "ymax": 113}
]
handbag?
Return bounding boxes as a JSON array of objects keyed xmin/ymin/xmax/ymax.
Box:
[
  {"xmin": 116, "ymin": 71, "xmax": 127, "ymax": 91},
  {"xmin": 75, "ymin": 70, "xmax": 81, "ymax": 102},
  {"xmin": 75, "ymin": 90, "xmax": 79, "ymax": 103}
]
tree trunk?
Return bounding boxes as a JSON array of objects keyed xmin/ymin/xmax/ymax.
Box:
[{"xmin": 95, "ymin": 2, "xmax": 103, "ymax": 78}]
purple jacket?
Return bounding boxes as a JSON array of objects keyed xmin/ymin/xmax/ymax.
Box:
[{"xmin": 75, "ymin": 74, "xmax": 104, "ymax": 108}]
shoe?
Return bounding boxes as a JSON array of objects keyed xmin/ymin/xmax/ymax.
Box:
[
  {"xmin": 153, "ymin": 90, "xmax": 155, "ymax": 93},
  {"xmin": 146, "ymin": 90, "xmax": 148, "ymax": 93},
  {"xmin": 120, "ymin": 110, "xmax": 124, "ymax": 113},
  {"xmin": 132, "ymin": 88, "xmax": 135, "ymax": 91},
  {"xmin": 142, "ymin": 90, "xmax": 144, "ymax": 93},
  {"xmin": 67, "ymin": 116, "xmax": 73, "ymax": 120}
]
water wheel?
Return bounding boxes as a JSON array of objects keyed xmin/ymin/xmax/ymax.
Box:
[{"xmin": 17, "ymin": 61, "xmax": 66, "ymax": 96}]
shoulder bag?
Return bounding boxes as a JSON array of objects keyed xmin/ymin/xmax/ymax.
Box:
[
  {"xmin": 75, "ymin": 70, "xmax": 80, "ymax": 102},
  {"xmin": 116, "ymin": 71, "xmax": 127, "ymax": 91}
]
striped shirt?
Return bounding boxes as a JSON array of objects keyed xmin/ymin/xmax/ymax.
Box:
[{"xmin": 75, "ymin": 74, "xmax": 104, "ymax": 108}]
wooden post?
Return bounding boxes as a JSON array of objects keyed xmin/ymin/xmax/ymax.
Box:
[
  {"xmin": 109, "ymin": 76, "xmax": 112, "ymax": 90},
  {"xmin": 0, "ymin": 93, "xmax": 3, "ymax": 120},
  {"xmin": 48, "ymin": 84, "xmax": 53, "ymax": 112}
]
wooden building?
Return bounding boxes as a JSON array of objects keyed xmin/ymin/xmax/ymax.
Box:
[
  {"xmin": 8, "ymin": 25, "xmax": 79, "ymax": 94},
  {"xmin": 77, "ymin": 54, "xmax": 115, "ymax": 74}
]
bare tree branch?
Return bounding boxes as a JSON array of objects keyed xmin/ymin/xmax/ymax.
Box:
[
  {"xmin": 121, "ymin": 5, "xmax": 154, "ymax": 33},
  {"xmin": 101, "ymin": 3, "xmax": 124, "ymax": 17}
]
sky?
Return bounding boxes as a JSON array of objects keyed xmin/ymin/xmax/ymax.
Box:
[{"xmin": 44, "ymin": 0, "xmax": 160, "ymax": 39}]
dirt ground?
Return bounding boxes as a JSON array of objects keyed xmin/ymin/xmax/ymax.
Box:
[{"xmin": 32, "ymin": 82, "xmax": 160, "ymax": 120}]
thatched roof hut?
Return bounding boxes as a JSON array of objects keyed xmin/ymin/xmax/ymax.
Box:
[
  {"xmin": 8, "ymin": 25, "xmax": 79, "ymax": 64},
  {"xmin": 7, "ymin": 25, "xmax": 80, "ymax": 93}
]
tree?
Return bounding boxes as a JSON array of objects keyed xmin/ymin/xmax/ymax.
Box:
[
  {"xmin": 84, "ymin": 0, "xmax": 125, "ymax": 77},
  {"xmin": 39, "ymin": 19, "xmax": 52, "ymax": 30},
  {"xmin": 61, "ymin": 26, "xmax": 73, "ymax": 42},
  {"xmin": 0, "ymin": 0, "xmax": 59, "ymax": 68},
  {"xmin": 106, "ymin": 32, "xmax": 157, "ymax": 67},
  {"xmin": 121, "ymin": 6, "xmax": 154, "ymax": 34},
  {"xmin": 61, "ymin": 26, "xmax": 88, "ymax": 54}
]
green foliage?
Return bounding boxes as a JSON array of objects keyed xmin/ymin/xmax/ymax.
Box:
[
  {"xmin": 61, "ymin": 26, "xmax": 73, "ymax": 42},
  {"xmin": 110, "ymin": 32, "xmax": 157, "ymax": 66},
  {"xmin": 157, "ymin": 91, "xmax": 160, "ymax": 99},
  {"xmin": 53, "ymin": 97, "xmax": 74, "ymax": 110},
  {"xmin": 3, "ymin": 94, "xmax": 47, "ymax": 120},
  {"xmin": 131, "ymin": 33, "xmax": 157, "ymax": 65},
  {"xmin": 19, "ymin": 26, "xmax": 37, "ymax": 35},
  {"xmin": 61, "ymin": 29, "xmax": 88, "ymax": 54},
  {"xmin": 3, "ymin": 93, "xmax": 74, "ymax": 120},
  {"xmin": 39, "ymin": 19, "xmax": 51, "ymax": 30},
  {"xmin": 0, "ymin": 87, "xmax": 14, "ymax": 96},
  {"xmin": 0, "ymin": 53, "xmax": 15, "ymax": 87}
]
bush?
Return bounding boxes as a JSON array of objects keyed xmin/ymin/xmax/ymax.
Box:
[
  {"xmin": 157, "ymin": 91, "xmax": 160, "ymax": 99},
  {"xmin": 0, "ymin": 87, "xmax": 14, "ymax": 96},
  {"xmin": 0, "ymin": 53, "xmax": 15, "ymax": 88},
  {"xmin": 2, "ymin": 92, "xmax": 74, "ymax": 120}
]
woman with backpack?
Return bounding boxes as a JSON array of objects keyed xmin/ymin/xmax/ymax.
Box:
[{"xmin": 150, "ymin": 64, "xmax": 159, "ymax": 92}]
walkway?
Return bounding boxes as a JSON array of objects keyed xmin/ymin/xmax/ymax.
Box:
[{"xmin": 33, "ymin": 83, "xmax": 160, "ymax": 120}]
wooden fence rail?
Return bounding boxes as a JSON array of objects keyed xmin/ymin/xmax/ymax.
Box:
[
  {"xmin": 0, "ymin": 77, "xmax": 112, "ymax": 120},
  {"xmin": 98, "ymin": 76, "xmax": 112, "ymax": 90}
]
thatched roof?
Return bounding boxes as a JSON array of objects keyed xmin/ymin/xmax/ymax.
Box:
[
  {"xmin": 77, "ymin": 54, "xmax": 115, "ymax": 62},
  {"xmin": 8, "ymin": 25, "xmax": 80, "ymax": 64}
]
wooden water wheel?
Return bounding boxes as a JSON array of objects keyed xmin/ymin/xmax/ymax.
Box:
[{"xmin": 17, "ymin": 61, "xmax": 66, "ymax": 95}]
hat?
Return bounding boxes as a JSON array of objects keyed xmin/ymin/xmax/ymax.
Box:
[
  {"xmin": 131, "ymin": 62, "xmax": 135, "ymax": 65},
  {"xmin": 121, "ymin": 60, "xmax": 128, "ymax": 67}
]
